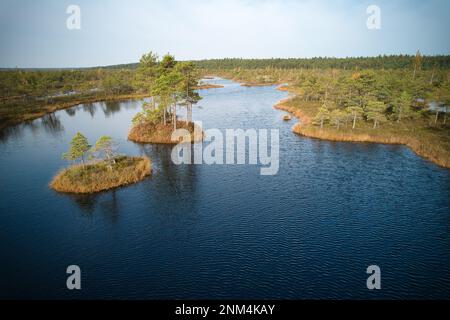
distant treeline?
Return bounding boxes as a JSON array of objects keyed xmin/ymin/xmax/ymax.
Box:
[
  {"xmin": 82, "ymin": 55, "xmax": 450, "ymax": 71},
  {"xmin": 192, "ymin": 55, "xmax": 450, "ymax": 70},
  {"xmin": 3, "ymin": 55, "xmax": 450, "ymax": 73}
]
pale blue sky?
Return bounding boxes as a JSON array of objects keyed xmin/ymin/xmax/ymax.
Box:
[{"xmin": 0, "ymin": 0, "xmax": 449, "ymax": 68}]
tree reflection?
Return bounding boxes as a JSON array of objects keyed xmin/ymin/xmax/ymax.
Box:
[
  {"xmin": 66, "ymin": 193, "xmax": 99, "ymax": 215},
  {"xmin": 82, "ymin": 103, "xmax": 97, "ymax": 117},
  {"xmin": 98, "ymin": 190, "xmax": 120, "ymax": 223},
  {"xmin": 65, "ymin": 107, "xmax": 76, "ymax": 117},
  {"xmin": 63, "ymin": 188, "xmax": 121, "ymax": 223},
  {"xmin": 136, "ymin": 143, "xmax": 199, "ymax": 213},
  {"xmin": 0, "ymin": 124, "xmax": 25, "ymax": 143},
  {"xmin": 41, "ymin": 113, "xmax": 64, "ymax": 136},
  {"xmin": 0, "ymin": 114, "xmax": 64, "ymax": 143},
  {"xmin": 100, "ymin": 101, "xmax": 122, "ymax": 117}
]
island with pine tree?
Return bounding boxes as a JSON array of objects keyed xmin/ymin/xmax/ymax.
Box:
[
  {"xmin": 50, "ymin": 133, "xmax": 151, "ymax": 194},
  {"xmin": 128, "ymin": 53, "xmax": 204, "ymax": 144}
]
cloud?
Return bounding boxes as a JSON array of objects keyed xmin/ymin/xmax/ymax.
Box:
[{"xmin": 0, "ymin": 0, "xmax": 449, "ymax": 67}]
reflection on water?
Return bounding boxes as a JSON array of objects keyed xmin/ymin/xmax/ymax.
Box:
[
  {"xmin": 82, "ymin": 103, "xmax": 97, "ymax": 117},
  {"xmin": 65, "ymin": 108, "xmax": 76, "ymax": 117},
  {"xmin": 0, "ymin": 123, "xmax": 26, "ymax": 143},
  {"xmin": 62, "ymin": 190, "xmax": 121, "ymax": 223},
  {"xmin": 0, "ymin": 114, "xmax": 64, "ymax": 143},
  {"xmin": 100, "ymin": 101, "xmax": 123, "ymax": 117},
  {"xmin": 41, "ymin": 113, "xmax": 64, "ymax": 136},
  {"xmin": 0, "ymin": 99, "xmax": 140, "ymax": 143},
  {"xmin": 65, "ymin": 192, "xmax": 99, "ymax": 215}
]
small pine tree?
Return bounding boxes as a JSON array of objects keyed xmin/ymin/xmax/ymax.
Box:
[
  {"xmin": 366, "ymin": 100, "xmax": 387, "ymax": 129},
  {"xmin": 93, "ymin": 136, "xmax": 117, "ymax": 170},
  {"xmin": 393, "ymin": 91, "xmax": 414, "ymax": 123},
  {"xmin": 330, "ymin": 109, "xmax": 347, "ymax": 130},
  {"xmin": 346, "ymin": 106, "xmax": 364, "ymax": 129},
  {"xmin": 63, "ymin": 132, "xmax": 91, "ymax": 165},
  {"xmin": 313, "ymin": 104, "xmax": 331, "ymax": 130}
]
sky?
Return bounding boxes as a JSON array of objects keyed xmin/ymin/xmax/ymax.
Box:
[{"xmin": 0, "ymin": 0, "xmax": 449, "ymax": 68}]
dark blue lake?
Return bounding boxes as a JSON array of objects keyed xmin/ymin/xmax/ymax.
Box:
[{"xmin": 0, "ymin": 78, "xmax": 449, "ymax": 299}]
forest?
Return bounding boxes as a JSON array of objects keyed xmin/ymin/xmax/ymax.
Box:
[
  {"xmin": 0, "ymin": 53, "xmax": 449, "ymax": 134},
  {"xmin": 193, "ymin": 54, "xmax": 450, "ymax": 70},
  {"xmin": 131, "ymin": 52, "xmax": 201, "ymax": 129}
]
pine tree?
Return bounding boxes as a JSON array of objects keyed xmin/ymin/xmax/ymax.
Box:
[
  {"xmin": 313, "ymin": 104, "xmax": 331, "ymax": 130},
  {"xmin": 365, "ymin": 100, "xmax": 387, "ymax": 129},
  {"xmin": 63, "ymin": 132, "xmax": 91, "ymax": 165},
  {"xmin": 93, "ymin": 136, "xmax": 117, "ymax": 170},
  {"xmin": 346, "ymin": 105, "xmax": 364, "ymax": 129},
  {"xmin": 175, "ymin": 62, "xmax": 202, "ymax": 124},
  {"xmin": 393, "ymin": 91, "xmax": 414, "ymax": 122},
  {"xmin": 330, "ymin": 109, "xmax": 346, "ymax": 130}
]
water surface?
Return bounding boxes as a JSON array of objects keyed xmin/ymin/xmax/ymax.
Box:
[{"xmin": 1, "ymin": 78, "xmax": 449, "ymax": 299}]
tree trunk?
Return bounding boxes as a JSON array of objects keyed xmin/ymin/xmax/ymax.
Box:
[
  {"xmin": 186, "ymin": 102, "xmax": 192, "ymax": 124},
  {"xmin": 173, "ymin": 104, "xmax": 177, "ymax": 131},
  {"xmin": 435, "ymin": 110, "xmax": 439, "ymax": 124},
  {"xmin": 163, "ymin": 107, "xmax": 166, "ymax": 125},
  {"xmin": 352, "ymin": 114, "xmax": 356, "ymax": 129},
  {"xmin": 106, "ymin": 151, "xmax": 115, "ymax": 170},
  {"xmin": 320, "ymin": 118, "xmax": 324, "ymax": 130}
]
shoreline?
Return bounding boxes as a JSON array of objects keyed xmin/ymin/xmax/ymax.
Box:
[{"xmin": 274, "ymin": 98, "xmax": 450, "ymax": 169}]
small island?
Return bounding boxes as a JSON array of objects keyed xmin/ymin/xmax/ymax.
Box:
[
  {"xmin": 50, "ymin": 133, "xmax": 151, "ymax": 193},
  {"xmin": 127, "ymin": 53, "xmax": 204, "ymax": 144}
]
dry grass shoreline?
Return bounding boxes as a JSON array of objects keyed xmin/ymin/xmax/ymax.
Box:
[
  {"xmin": 274, "ymin": 96, "xmax": 450, "ymax": 169},
  {"xmin": 50, "ymin": 156, "xmax": 152, "ymax": 194}
]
